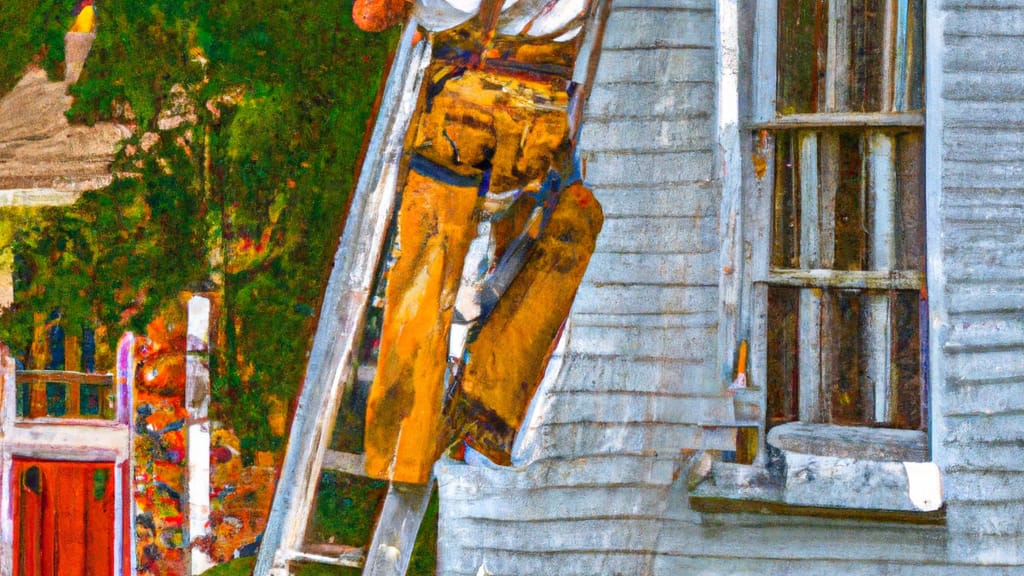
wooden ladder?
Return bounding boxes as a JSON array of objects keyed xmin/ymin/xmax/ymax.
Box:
[{"xmin": 253, "ymin": 3, "xmax": 610, "ymax": 574}]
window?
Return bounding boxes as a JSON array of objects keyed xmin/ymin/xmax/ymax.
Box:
[
  {"xmin": 688, "ymin": 0, "xmax": 941, "ymax": 516},
  {"xmin": 751, "ymin": 0, "xmax": 927, "ymax": 449}
]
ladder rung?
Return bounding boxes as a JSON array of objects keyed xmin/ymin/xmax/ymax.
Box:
[
  {"xmin": 357, "ymin": 364, "xmax": 377, "ymax": 383},
  {"xmin": 286, "ymin": 548, "xmax": 365, "ymax": 569},
  {"xmin": 323, "ymin": 450, "xmax": 368, "ymax": 476}
]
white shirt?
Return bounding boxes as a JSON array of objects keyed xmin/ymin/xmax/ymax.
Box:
[{"xmin": 413, "ymin": 0, "xmax": 589, "ymax": 41}]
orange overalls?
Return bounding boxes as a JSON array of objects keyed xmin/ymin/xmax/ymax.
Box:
[{"xmin": 363, "ymin": 26, "xmax": 603, "ymax": 484}]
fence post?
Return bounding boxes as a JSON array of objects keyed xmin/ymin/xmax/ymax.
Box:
[
  {"xmin": 186, "ymin": 295, "xmax": 213, "ymax": 574},
  {"xmin": 115, "ymin": 332, "xmax": 136, "ymax": 576}
]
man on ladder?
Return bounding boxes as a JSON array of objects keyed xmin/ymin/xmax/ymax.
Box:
[
  {"xmin": 355, "ymin": 0, "xmax": 603, "ymax": 491},
  {"xmin": 256, "ymin": 1, "xmax": 605, "ymax": 574}
]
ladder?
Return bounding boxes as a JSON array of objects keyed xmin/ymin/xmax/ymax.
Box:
[{"xmin": 253, "ymin": 3, "xmax": 611, "ymax": 574}]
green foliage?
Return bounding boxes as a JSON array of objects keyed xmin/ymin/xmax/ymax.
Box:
[
  {"xmin": 0, "ymin": 1, "xmax": 420, "ymax": 568},
  {"xmin": 190, "ymin": 482, "xmax": 439, "ymax": 576},
  {"xmin": 0, "ymin": 0, "xmax": 68, "ymax": 93},
  {"xmin": 202, "ymin": 556, "xmax": 255, "ymax": 576},
  {"xmin": 0, "ymin": 0, "xmax": 399, "ymax": 449},
  {"xmin": 302, "ymin": 476, "xmax": 439, "ymax": 576}
]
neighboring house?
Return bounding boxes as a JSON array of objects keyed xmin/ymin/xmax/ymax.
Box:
[
  {"xmin": 0, "ymin": 297, "xmax": 217, "ymax": 576},
  {"xmin": 0, "ymin": 28, "xmax": 126, "ymax": 310},
  {"xmin": 0, "ymin": 336, "xmax": 134, "ymax": 576},
  {"xmin": 434, "ymin": 0, "xmax": 1024, "ymax": 574}
]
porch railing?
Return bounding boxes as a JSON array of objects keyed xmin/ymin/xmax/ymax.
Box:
[{"xmin": 14, "ymin": 370, "xmax": 116, "ymax": 420}]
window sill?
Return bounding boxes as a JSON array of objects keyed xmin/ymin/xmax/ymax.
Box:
[
  {"xmin": 767, "ymin": 422, "xmax": 929, "ymax": 462},
  {"xmin": 687, "ymin": 424, "xmax": 944, "ymax": 520}
]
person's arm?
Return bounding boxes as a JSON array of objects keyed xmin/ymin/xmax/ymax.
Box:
[{"xmin": 353, "ymin": 0, "xmax": 410, "ymax": 32}]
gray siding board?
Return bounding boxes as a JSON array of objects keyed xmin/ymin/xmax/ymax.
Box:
[
  {"xmin": 568, "ymin": 323, "xmax": 716, "ymax": 359},
  {"xmin": 443, "ymin": 517, "xmax": 667, "ymax": 553},
  {"xmin": 580, "ymin": 119, "xmax": 715, "ymax": 153},
  {"xmin": 552, "ymin": 355, "xmax": 719, "ymax": 395},
  {"xmin": 583, "ymin": 151, "xmax": 715, "ymax": 185},
  {"xmin": 542, "ymin": 390, "xmax": 734, "ymax": 425},
  {"xmin": 438, "ymin": 454, "xmax": 681, "ymax": 491},
  {"xmin": 649, "ymin": 519, "xmax": 946, "ymax": 562},
  {"xmin": 439, "ymin": 549, "xmax": 649, "ymax": 576},
  {"xmin": 602, "ymin": 9, "xmax": 715, "ymax": 50},
  {"xmin": 944, "ymin": 470, "xmax": 1024, "ymax": 502},
  {"xmin": 594, "ymin": 216, "xmax": 718, "ymax": 254},
  {"xmin": 944, "ymin": 220, "xmax": 1024, "ymax": 245},
  {"xmin": 946, "ymin": 349, "xmax": 1024, "ymax": 382},
  {"xmin": 594, "ymin": 48, "xmax": 716, "ymax": 83},
  {"xmin": 946, "ymin": 534, "xmax": 1024, "ymax": 566},
  {"xmin": 942, "ymin": 72, "xmax": 1024, "ymax": 102},
  {"xmin": 586, "ymin": 83, "xmax": 715, "ymax": 119},
  {"xmin": 650, "ymin": 556, "xmax": 1023, "ymax": 576},
  {"xmin": 943, "ymin": 443, "xmax": 1024, "ymax": 473},
  {"xmin": 942, "ymin": 211, "xmax": 1024, "ymax": 229},
  {"xmin": 943, "ymin": 159, "xmax": 1024, "ymax": 189},
  {"xmin": 583, "ymin": 251, "xmax": 718, "ymax": 285},
  {"xmin": 590, "ymin": 184, "xmax": 718, "ymax": 218},
  {"xmin": 535, "ymin": 421, "xmax": 733, "ymax": 456},
  {"xmin": 945, "ymin": 316, "xmax": 1024, "ymax": 349},
  {"xmin": 944, "ymin": 9, "xmax": 1024, "ymax": 36},
  {"xmin": 572, "ymin": 311, "xmax": 718, "ymax": 329},
  {"xmin": 945, "ymin": 101, "xmax": 1024, "ymax": 128},
  {"xmin": 944, "ymin": 0, "xmax": 1024, "ymax": 7},
  {"xmin": 947, "ymin": 503, "xmax": 1024, "ymax": 535},
  {"xmin": 946, "ymin": 37, "xmax": 1024, "ymax": 72},
  {"xmin": 943, "ymin": 411, "xmax": 1024, "ymax": 445},
  {"xmin": 942, "ymin": 258, "xmax": 1024, "ymax": 280},
  {"xmin": 946, "ymin": 50, "xmax": 1024, "ymax": 75},
  {"xmin": 442, "ymin": 484, "xmax": 674, "ymax": 522},
  {"xmin": 944, "ymin": 382, "xmax": 1024, "ymax": 415},
  {"xmin": 945, "ymin": 129, "xmax": 1024, "ymax": 161},
  {"xmin": 572, "ymin": 284, "xmax": 718, "ymax": 315}
]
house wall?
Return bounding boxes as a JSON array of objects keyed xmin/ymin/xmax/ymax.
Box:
[
  {"xmin": 933, "ymin": 0, "xmax": 1024, "ymax": 561},
  {"xmin": 436, "ymin": 0, "xmax": 1024, "ymax": 573}
]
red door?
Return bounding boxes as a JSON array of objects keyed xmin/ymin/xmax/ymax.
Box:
[{"xmin": 12, "ymin": 459, "xmax": 121, "ymax": 576}]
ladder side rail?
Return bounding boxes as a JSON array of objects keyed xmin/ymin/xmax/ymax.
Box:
[
  {"xmin": 254, "ymin": 22, "xmax": 430, "ymax": 576},
  {"xmin": 568, "ymin": 0, "xmax": 612, "ymax": 147}
]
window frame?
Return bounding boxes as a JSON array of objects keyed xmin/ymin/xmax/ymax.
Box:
[
  {"xmin": 695, "ymin": 0, "xmax": 944, "ymax": 516},
  {"xmin": 749, "ymin": 0, "xmax": 928, "ymax": 449}
]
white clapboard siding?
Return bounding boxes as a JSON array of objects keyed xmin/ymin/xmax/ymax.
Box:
[
  {"xmin": 550, "ymin": 355, "xmax": 718, "ymax": 395},
  {"xmin": 939, "ymin": 0, "xmax": 1024, "ymax": 543},
  {"xmin": 434, "ymin": 0, "xmax": 1018, "ymax": 570},
  {"xmin": 437, "ymin": 455, "xmax": 684, "ymax": 576},
  {"xmin": 587, "ymin": 83, "xmax": 715, "ymax": 119}
]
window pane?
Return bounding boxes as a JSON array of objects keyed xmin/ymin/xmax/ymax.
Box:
[
  {"xmin": 46, "ymin": 382, "xmax": 67, "ymax": 417},
  {"xmin": 904, "ymin": 0, "xmax": 925, "ymax": 110},
  {"xmin": 895, "ymin": 131, "xmax": 925, "ymax": 271},
  {"xmin": 80, "ymin": 384, "xmax": 102, "ymax": 416},
  {"xmin": 778, "ymin": 0, "xmax": 825, "ymax": 114},
  {"xmin": 16, "ymin": 382, "xmax": 30, "ymax": 417},
  {"xmin": 828, "ymin": 289, "xmax": 867, "ymax": 424},
  {"xmin": 777, "ymin": 0, "xmax": 924, "ymax": 114},
  {"xmin": 771, "ymin": 132, "xmax": 801, "ymax": 268},
  {"xmin": 847, "ymin": 0, "xmax": 886, "ymax": 111},
  {"xmin": 767, "ymin": 287, "xmax": 800, "ymax": 428},
  {"xmin": 892, "ymin": 291, "xmax": 924, "ymax": 430},
  {"xmin": 832, "ymin": 132, "xmax": 868, "ymax": 270}
]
